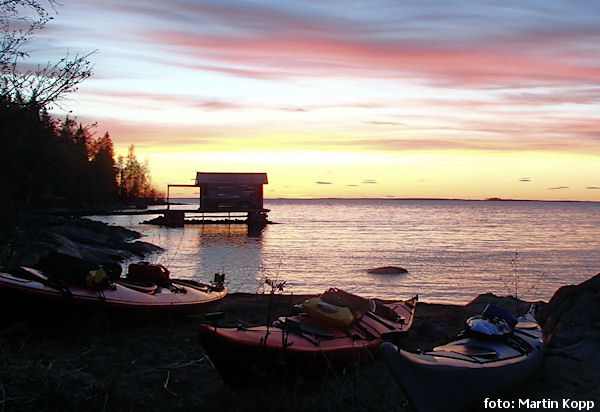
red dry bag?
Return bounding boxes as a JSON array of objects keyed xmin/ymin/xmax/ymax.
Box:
[{"xmin": 128, "ymin": 262, "xmax": 171, "ymax": 287}]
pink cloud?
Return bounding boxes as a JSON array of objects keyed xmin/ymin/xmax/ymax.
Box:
[
  {"xmin": 46, "ymin": 1, "xmax": 600, "ymax": 160},
  {"xmin": 501, "ymin": 88, "xmax": 600, "ymax": 106},
  {"xmin": 142, "ymin": 28, "xmax": 600, "ymax": 88},
  {"xmin": 77, "ymin": 117, "xmax": 218, "ymax": 148},
  {"xmin": 46, "ymin": 1, "xmax": 600, "ymax": 92}
]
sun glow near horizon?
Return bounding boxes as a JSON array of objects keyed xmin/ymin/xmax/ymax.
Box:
[{"xmin": 119, "ymin": 145, "xmax": 600, "ymax": 201}]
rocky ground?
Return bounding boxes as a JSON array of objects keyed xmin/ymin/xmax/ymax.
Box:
[{"xmin": 1, "ymin": 218, "xmax": 599, "ymax": 411}]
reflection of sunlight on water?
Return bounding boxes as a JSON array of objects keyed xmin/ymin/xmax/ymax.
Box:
[
  {"xmin": 196, "ymin": 225, "xmax": 253, "ymax": 246},
  {"xmin": 93, "ymin": 199, "xmax": 600, "ymax": 304},
  {"xmin": 133, "ymin": 224, "xmax": 265, "ymax": 293},
  {"xmin": 194, "ymin": 225, "xmax": 264, "ymax": 292}
]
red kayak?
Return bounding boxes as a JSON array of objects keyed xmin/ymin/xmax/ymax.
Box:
[
  {"xmin": 199, "ymin": 289, "xmax": 417, "ymax": 383},
  {"xmin": 0, "ymin": 266, "xmax": 227, "ymax": 316}
]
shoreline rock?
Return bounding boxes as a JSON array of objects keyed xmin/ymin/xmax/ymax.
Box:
[
  {"xmin": 538, "ymin": 272, "xmax": 600, "ymax": 357},
  {"xmin": 0, "ymin": 214, "xmax": 163, "ymax": 270},
  {"xmin": 367, "ymin": 266, "xmax": 408, "ymax": 274}
]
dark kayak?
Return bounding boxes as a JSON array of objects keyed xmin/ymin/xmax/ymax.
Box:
[{"xmin": 381, "ymin": 306, "xmax": 543, "ymax": 412}]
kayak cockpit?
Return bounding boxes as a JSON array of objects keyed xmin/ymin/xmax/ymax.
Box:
[{"xmin": 434, "ymin": 342, "xmax": 498, "ymax": 360}]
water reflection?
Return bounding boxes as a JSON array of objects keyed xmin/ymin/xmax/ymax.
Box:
[
  {"xmin": 194, "ymin": 224, "xmax": 265, "ymax": 293},
  {"xmin": 94, "ymin": 199, "xmax": 600, "ymax": 304},
  {"xmin": 196, "ymin": 224, "xmax": 262, "ymax": 246}
]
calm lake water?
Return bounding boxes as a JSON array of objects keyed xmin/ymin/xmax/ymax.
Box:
[{"xmin": 93, "ymin": 199, "xmax": 600, "ymax": 304}]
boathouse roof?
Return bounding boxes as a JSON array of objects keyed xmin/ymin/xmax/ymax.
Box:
[{"xmin": 195, "ymin": 172, "xmax": 268, "ymax": 185}]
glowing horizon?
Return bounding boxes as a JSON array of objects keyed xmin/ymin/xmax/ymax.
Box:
[{"xmin": 27, "ymin": 1, "xmax": 600, "ymax": 200}]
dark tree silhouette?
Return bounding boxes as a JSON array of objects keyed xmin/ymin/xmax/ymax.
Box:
[
  {"xmin": 116, "ymin": 144, "xmax": 163, "ymax": 203},
  {"xmin": 0, "ymin": 1, "xmax": 115, "ymax": 222},
  {"xmin": 89, "ymin": 132, "xmax": 118, "ymax": 202},
  {"xmin": 0, "ymin": 0, "xmax": 161, "ymax": 227}
]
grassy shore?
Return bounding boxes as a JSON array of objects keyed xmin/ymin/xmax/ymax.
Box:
[
  {"xmin": 1, "ymin": 293, "xmax": 409, "ymax": 411},
  {"xmin": 2, "ymin": 288, "xmax": 598, "ymax": 412}
]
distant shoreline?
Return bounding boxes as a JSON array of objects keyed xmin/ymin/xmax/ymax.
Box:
[{"xmin": 165, "ymin": 197, "xmax": 599, "ymax": 203}]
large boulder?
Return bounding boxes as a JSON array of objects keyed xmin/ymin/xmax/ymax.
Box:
[
  {"xmin": 538, "ymin": 273, "xmax": 600, "ymax": 352},
  {"xmin": 517, "ymin": 273, "xmax": 600, "ymax": 404},
  {"xmin": 466, "ymin": 292, "xmax": 538, "ymax": 316}
]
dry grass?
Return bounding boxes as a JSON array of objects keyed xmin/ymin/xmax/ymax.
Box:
[
  {"xmin": 5, "ymin": 290, "xmax": 589, "ymax": 412},
  {"xmin": 0, "ymin": 294, "xmax": 413, "ymax": 412}
]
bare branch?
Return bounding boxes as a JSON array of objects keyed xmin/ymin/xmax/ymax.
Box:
[
  {"xmin": 1, "ymin": 1, "xmax": 94, "ymax": 109},
  {"xmin": 27, "ymin": 51, "xmax": 96, "ymax": 107}
]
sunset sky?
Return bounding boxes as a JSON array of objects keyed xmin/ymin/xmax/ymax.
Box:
[{"xmin": 29, "ymin": 0, "xmax": 600, "ymax": 200}]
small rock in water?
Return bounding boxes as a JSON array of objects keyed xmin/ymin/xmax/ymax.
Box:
[{"xmin": 367, "ymin": 266, "xmax": 408, "ymax": 275}]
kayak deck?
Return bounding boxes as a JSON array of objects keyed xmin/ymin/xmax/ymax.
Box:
[
  {"xmin": 199, "ymin": 295, "xmax": 417, "ymax": 382},
  {"xmin": 0, "ymin": 268, "xmax": 227, "ymax": 315},
  {"xmin": 381, "ymin": 309, "xmax": 544, "ymax": 412}
]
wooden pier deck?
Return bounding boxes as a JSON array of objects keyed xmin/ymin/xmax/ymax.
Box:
[
  {"xmin": 88, "ymin": 207, "xmax": 270, "ymax": 227},
  {"xmin": 89, "ymin": 208, "xmax": 258, "ymax": 217}
]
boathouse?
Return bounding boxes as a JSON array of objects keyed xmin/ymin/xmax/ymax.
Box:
[
  {"xmin": 195, "ymin": 172, "xmax": 267, "ymax": 211},
  {"xmin": 165, "ymin": 172, "xmax": 269, "ymax": 226}
]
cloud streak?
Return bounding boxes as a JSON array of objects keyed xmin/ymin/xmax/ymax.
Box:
[
  {"xmin": 144, "ymin": 30, "xmax": 600, "ymax": 88},
  {"xmin": 130, "ymin": 0, "xmax": 600, "ymax": 91}
]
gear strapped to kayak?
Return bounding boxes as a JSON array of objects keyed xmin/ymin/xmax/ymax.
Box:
[
  {"xmin": 128, "ymin": 262, "xmax": 172, "ymax": 287},
  {"xmin": 463, "ymin": 304, "xmax": 520, "ymax": 341},
  {"xmin": 35, "ymin": 252, "xmax": 116, "ymax": 291},
  {"xmin": 198, "ymin": 289, "xmax": 417, "ymax": 384},
  {"xmin": 1, "ymin": 263, "xmax": 228, "ymax": 317}
]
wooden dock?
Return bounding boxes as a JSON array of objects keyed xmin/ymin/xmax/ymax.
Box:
[
  {"xmin": 91, "ymin": 208, "xmax": 270, "ymax": 227},
  {"xmin": 89, "ymin": 208, "xmax": 239, "ymax": 216}
]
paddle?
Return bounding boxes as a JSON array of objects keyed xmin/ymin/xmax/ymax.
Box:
[
  {"xmin": 18, "ymin": 267, "xmax": 73, "ymax": 297},
  {"xmin": 18, "ymin": 267, "xmax": 49, "ymax": 282}
]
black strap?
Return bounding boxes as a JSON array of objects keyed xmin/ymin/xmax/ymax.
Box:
[{"xmin": 364, "ymin": 311, "xmax": 398, "ymax": 330}]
